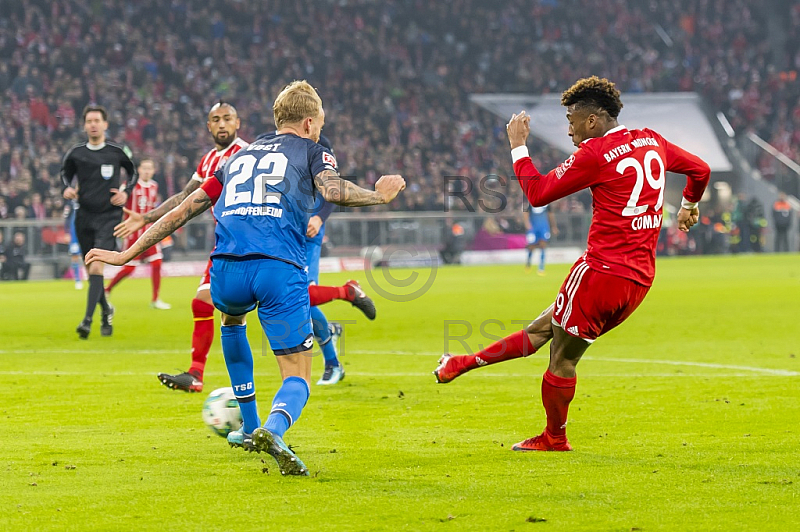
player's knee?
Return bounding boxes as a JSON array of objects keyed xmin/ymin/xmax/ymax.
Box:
[
  {"xmin": 87, "ymin": 261, "xmax": 104, "ymax": 276},
  {"xmin": 220, "ymin": 312, "xmax": 245, "ymax": 326},
  {"xmin": 196, "ymin": 288, "xmax": 213, "ymax": 305},
  {"xmin": 276, "ymin": 351, "xmax": 313, "ymax": 382}
]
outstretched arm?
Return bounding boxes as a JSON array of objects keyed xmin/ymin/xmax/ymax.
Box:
[
  {"xmin": 86, "ymin": 188, "xmax": 213, "ymax": 266},
  {"xmin": 114, "ymin": 178, "xmax": 202, "ymax": 238},
  {"xmin": 313, "ymin": 170, "xmax": 405, "ymax": 207}
]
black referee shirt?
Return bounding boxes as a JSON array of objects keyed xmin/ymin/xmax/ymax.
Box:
[{"xmin": 61, "ymin": 141, "xmax": 138, "ymax": 214}]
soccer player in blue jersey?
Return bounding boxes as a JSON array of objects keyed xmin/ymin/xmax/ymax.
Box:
[
  {"xmin": 525, "ymin": 203, "xmax": 557, "ymax": 274},
  {"xmin": 86, "ymin": 81, "xmax": 405, "ymax": 475}
]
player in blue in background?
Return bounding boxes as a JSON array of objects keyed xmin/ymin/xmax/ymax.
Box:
[
  {"xmin": 65, "ymin": 200, "xmax": 84, "ymax": 289},
  {"xmin": 307, "ymin": 135, "xmax": 345, "ymax": 385},
  {"xmin": 525, "ymin": 203, "xmax": 558, "ymax": 275},
  {"xmin": 86, "ymin": 81, "xmax": 405, "ymax": 475}
]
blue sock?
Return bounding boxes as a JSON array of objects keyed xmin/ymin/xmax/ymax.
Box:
[
  {"xmin": 539, "ymin": 248, "xmax": 546, "ymax": 271},
  {"xmin": 221, "ymin": 324, "xmax": 260, "ymax": 434},
  {"xmin": 311, "ymin": 306, "xmax": 339, "ymax": 367},
  {"xmin": 526, "ymin": 248, "xmax": 533, "ymax": 266},
  {"xmin": 264, "ymin": 376, "xmax": 310, "ymax": 438},
  {"xmin": 71, "ymin": 258, "xmax": 81, "ymax": 282}
]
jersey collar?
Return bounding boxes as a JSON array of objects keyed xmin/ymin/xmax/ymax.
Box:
[
  {"xmin": 87, "ymin": 141, "xmax": 106, "ymax": 150},
  {"xmin": 603, "ymin": 125, "xmax": 627, "ymax": 136}
]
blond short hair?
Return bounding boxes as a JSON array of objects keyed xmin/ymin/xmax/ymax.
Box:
[{"xmin": 273, "ymin": 81, "xmax": 322, "ymax": 128}]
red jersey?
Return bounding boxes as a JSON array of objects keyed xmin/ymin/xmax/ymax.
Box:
[
  {"xmin": 513, "ymin": 126, "xmax": 710, "ymax": 286},
  {"xmin": 125, "ymin": 179, "xmax": 159, "ymax": 242},
  {"xmin": 191, "ymin": 137, "xmax": 250, "ymax": 184}
]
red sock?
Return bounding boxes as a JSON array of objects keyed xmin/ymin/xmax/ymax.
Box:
[
  {"xmin": 106, "ymin": 265, "xmax": 135, "ymax": 292},
  {"xmin": 150, "ymin": 259, "xmax": 162, "ymax": 302},
  {"xmin": 462, "ymin": 329, "xmax": 537, "ymax": 370},
  {"xmin": 541, "ymin": 370, "xmax": 576, "ymax": 437},
  {"xmin": 189, "ymin": 298, "xmax": 215, "ymax": 380},
  {"xmin": 309, "ymin": 284, "xmax": 348, "ymax": 307}
]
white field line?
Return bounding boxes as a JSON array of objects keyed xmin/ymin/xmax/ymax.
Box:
[{"xmin": 0, "ymin": 350, "xmax": 796, "ymax": 377}]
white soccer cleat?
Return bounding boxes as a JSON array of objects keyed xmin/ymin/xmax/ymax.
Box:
[
  {"xmin": 75, "ymin": 281, "xmax": 83, "ymax": 290},
  {"xmin": 151, "ymin": 299, "xmax": 172, "ymax": 310}
]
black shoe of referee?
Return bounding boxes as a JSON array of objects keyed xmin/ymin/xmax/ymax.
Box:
[
  {"xmin": 101, "ymin": 303, "xmax": 114, "ymax": 337},
  {"xmin": 76, "ymin": 319, "xmax": 91, "ymax": 340}
]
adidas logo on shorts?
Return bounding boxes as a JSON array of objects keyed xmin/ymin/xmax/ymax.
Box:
[{"xmin": 567, "ymin": 326, "xmax": 579, "ymax": 336}]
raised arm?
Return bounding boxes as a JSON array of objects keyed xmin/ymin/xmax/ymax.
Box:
[
  {"xmin": 313, "ymin": 170, "xmax": 405, "ymax": 207},
  {"xmin": 87, "ymin": 188, "xmax": 213, "ymax": 266},
  {"xmin": 114, "ymin": 178, "xmax": 202, "ymax": 238},
  {"xmin": 508, "ymin": 111, "xmax": 599, "ymax": 207}
]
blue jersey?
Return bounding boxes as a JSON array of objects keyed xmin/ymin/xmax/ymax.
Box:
[{"xmin": 211, "ymin": 132, "xmax": 336, "ymax": 269}]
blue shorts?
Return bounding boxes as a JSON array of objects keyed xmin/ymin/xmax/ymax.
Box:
[
  {"xmin": 210, "ymin": 257, "xmax": 313, "ymax": 355},
  {"xmin": 526, "ymin": 222, "xmax": 551, "ymax": 245},
  {"xmin": 305, "ymin": 239, "xmax": 322, "ymax": 285}
]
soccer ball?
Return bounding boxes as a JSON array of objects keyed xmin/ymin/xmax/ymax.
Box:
[{"xmin": 202, "ymin": 387, "xmax": 243, "ymax": 437}]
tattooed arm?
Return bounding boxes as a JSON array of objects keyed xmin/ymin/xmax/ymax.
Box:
[
  {"xmin": 86, "ymin": 189, "xmax": 213, "ymax": 266},
  {"xmin": 114, "ymin": 178, "xmax": 202, "ymax": 238},
  {"xmin": 313, "ymin": 170, "xmax": 405, "ymax": 207}
]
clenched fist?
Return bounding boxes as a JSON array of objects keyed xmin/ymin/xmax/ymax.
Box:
[
  {"xmin": 374, "ymin": 174, "xmax": 406, "ymax": 204},
  {"xmin": 507, "ymin": 110, "xmax": 531, "ymax": 149}
]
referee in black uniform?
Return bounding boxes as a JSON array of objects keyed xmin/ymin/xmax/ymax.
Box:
[{"xmin": 61, "ymin": 105, "xmax": 137, "ymax": 339}]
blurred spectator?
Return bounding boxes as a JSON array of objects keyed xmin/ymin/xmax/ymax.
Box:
[
  {"xmin": 745, "ymin": 197, "xmax": 768, "ymax": 252},
  {"xmin": 772, "ymin": 192, "xmax": 793, "ymax": 252},
  {"xmin": 1, "ymin": 231, "xmax": 31, "ymax": 281},
  {"xmin": 0, "ymin": 0, "xmax": 796, "ymax": 228}
]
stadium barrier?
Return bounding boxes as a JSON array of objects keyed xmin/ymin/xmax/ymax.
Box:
[{"xmin": 1, "ymin": 211, "xmax": 593, "ymax": 280}]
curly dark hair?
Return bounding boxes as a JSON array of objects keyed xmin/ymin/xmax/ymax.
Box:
[{"xmin": 561, "ymin": 76, "xmax": 623, "ymax": 118}]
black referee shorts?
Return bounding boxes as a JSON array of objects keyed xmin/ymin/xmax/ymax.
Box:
[{"xmin": 75, "ymin": 209, "xmax": 122, "ymax": 256}]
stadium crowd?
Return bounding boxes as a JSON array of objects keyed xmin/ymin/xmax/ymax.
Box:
[{"xmin": 0, "ymin": 0, "xmax": 797, "ymax": 236}]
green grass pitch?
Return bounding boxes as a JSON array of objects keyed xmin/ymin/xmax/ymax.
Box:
[{"xmin": 1, "ymin": 254, "xmax": 798, "ymax": 531}]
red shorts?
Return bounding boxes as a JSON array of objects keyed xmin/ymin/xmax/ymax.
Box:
[
  {"xmin": 552, "ymin": 257, "xmax": 649, "ymax": 343},
  {"xmin": 198, "ymin": 258, "xmax": 213, "ymax": 292}
]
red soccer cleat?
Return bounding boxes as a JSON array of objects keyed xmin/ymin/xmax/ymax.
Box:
[
  {"xmin": 433, "ymin": 354, "xmax": 469, "ymax": 384},
  {"xmin": 512, "ymin": 430, "xmax": 573, "ymax": 452}
]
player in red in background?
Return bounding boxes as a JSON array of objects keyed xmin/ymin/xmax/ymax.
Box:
[
  {"xmin": 434, "ymin": 76, "xmax": 710, "ymax": 451},
  {"xmin": 105, "ymin": 159, "xmax": 171, "ymax": 309},
  {"xmin": 115, "ymin": 101, "xmax": 374, "ymax": 393}
]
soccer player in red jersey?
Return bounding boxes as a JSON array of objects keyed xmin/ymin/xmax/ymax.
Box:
[
  {"xmin": 115, "ymin": 102, "xmax": 373, "ymax": 393},
  {"xmin": 434, "ymin": 77, "xmax": 710, "ymax": 451},
  {"xmin": 104, "ymin": 159, "xmax": 171, "ymax": 309}
]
